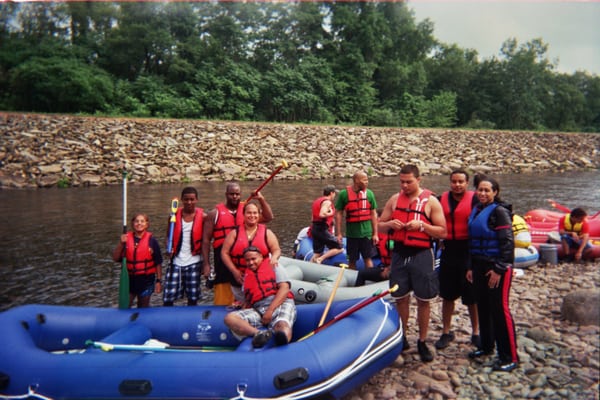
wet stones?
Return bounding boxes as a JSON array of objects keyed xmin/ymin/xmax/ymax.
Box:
[{"xmin": 1, "ymin": 113, "xmax": 599, "ymax": 188}]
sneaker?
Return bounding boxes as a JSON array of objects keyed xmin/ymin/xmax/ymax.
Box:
[
  {"xmin": 471, "ymin": 334, "xmax": 482, "ymax": 349},
  {"xmin": 434, "ymin": 332, "xmax": 455, "ymax": 349},
  {"xmin": 251, "ymin": 330, "xmax": 272, "ymax": 348},
  {"xmin": 417, "ymin": 340, "xmax": 433, "ymax": 362},
  {"xmin": 492, "ymin": 360, "xmax": 518, "ymax": 372},
  {"xmin": 273, "ymin": 330, "xmax": 289, "ymax": 346},
  {"xmin": 401, "ymin": 335, "xmax": 410, "ymax": 352}
]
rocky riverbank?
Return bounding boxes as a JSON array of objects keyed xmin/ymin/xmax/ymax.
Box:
[
  {"xmin": 343, "ymin": 261, "xmax": 600, "ymax": 400},
  {"xmin": 1, "ymin": 113, "xmax": 599, "ymax": 189}
]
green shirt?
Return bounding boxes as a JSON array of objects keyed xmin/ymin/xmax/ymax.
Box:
[{"xmin": 335, "ymin": 188, "xmax": 377, "ymax": 238}]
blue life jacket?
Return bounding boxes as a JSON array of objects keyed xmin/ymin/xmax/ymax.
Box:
[{"xmin": 468, "ymin": 203, "xmax": 500, "ymax": 258}]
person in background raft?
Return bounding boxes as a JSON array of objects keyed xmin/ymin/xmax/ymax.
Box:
[
  {"xmin": 378, "ymin": 165, "xmax": 447, "ymax": 363},
  {"xmin": 224, "ymin": 246, "xmax": 296, "ymax": 348},
  {"xmin": 559, "ymin": 207, "xmax": 592, "ymax": 262},
  {"xmin": 112, "ymin": 213, "xmax": 163, "ymax": 308},
  {"xmin": 163, "ymin": 187, "xmax": 206, "ymax": 306},
  {"xmin": 335, "ymin": 170, "xmax": 379, "ymax": 270},
  {"xmin": 310, "ymin": 185, "xmax": 344, "ymax": 264},
  {"xmin": 221, "ymin": 202, "xmax": 281, "ymax": 303},
  {"xmin": 435, "ymin": 169, "xmax": 481, "ymax": 351},
  {"xmin": 467, "ymin": 176, "xmax": 519, "ymax": 372},
  {"xmin": 202, "ymin": 183, "xmax": 273, "ymax": 305}
]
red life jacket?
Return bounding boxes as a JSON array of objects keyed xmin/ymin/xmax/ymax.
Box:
[
  {"xmin": 126, "ymin": 231, "xmax": 157, "ymax": 275},
  {"xmin": 440, "ymin": 191, "xmax": 475, "ymax": 240},
  {"xmin": 345, "ymin": 186, "xmax": 372, "ymax": 223},
  {"xmin": 243, "ymin": 258, "xmax": 292, "ymax": 304},
  {"xmin": 390, "ymin": 189, "xmax": 433, "ymax": 248},
  {"xmin": 230, "ymin": 224, "xmax": 269, "ymax": 275},
  {"xmin": 312, "ymin": 196, "xmax": 334, "ymax": 230},
  {"xmin": 377, "ymin": 230, "xmax": 392, "ymax": 266},
  {"xmin": 171, "ymin": 208, "xmax": 204, "ymax": 256},
  {"xmin": 212, "ymin": 203, "xmax": 244, "ymax": 248}
]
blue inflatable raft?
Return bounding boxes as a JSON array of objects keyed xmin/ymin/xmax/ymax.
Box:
[{"xmin": 0, "ymin": 299, "xmax": 403, "ymax": 399}]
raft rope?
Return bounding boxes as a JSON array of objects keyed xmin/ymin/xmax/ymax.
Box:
[
  {"xmin": 228, "ymin": 298, "xmax": 399, "ymax": 400},
  {"xmin": 0, "ymin": 385, "xmax": 54, "ymax": 400}
]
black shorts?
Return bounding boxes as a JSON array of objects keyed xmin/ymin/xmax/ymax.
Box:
[
  {"xmin": 311, "ymin": 223, "xmax": 342, "ymax": 253},
  {"xmin": 438, "ymin": 240, "xmax": 476, "ymax": 305},
  {"xmin": 346, "ymin": 237, "xmax": 375, "ymax": 263},
  {"xmin": 129, "ymin": 274, "xmax": 156, "ymax": 297},
  {"xmin": 390, "ymin": 246, "xmax": 438, "ymax": 301}
]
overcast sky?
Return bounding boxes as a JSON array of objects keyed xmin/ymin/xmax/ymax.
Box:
[{"xmin": 408, "ymin": 1, "xmax": 600, "ymax": 75}]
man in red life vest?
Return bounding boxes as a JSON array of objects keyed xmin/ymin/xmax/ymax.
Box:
[
  {"xmin": 163, "ymin": 187, "xmax": 206, "ymax": 306},
  {"xmin": 202, "ymin": 182, "xmax": 273, "ymax": 305},
  {"xmin": 379, "ymin": 165, "xmax": 447, "ymax": 362},
  {"xmin": 435, "ymin": 170, "xmax": 481, "ymax": 351},
  {"xmin": 224, "ymin": 246, "xmax": 296, "ymax": 348},
  {"xmin": 335, "ymin": 170, "xmax": 379, "ymax": 270},
  {"xmin": 310, "ymin": 185, "xmax": 343, "ymax": 264}
]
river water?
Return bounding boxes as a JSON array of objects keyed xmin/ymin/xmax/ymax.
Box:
[{"xmin": 1, "ymin": 171, "xmax": 598, "ymax": 311}]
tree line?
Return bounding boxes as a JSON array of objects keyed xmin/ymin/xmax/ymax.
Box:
[{"xmin": 1, "ymin": 2, "xmax": 598, "ymax": 132}]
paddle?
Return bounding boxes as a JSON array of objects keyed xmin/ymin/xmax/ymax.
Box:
[
  {"xmin": 299, "ymin": 284, "xmax": 399, "ymax": 341},
  {"xmin": 244, "ymin": 159, "xmax": 289, "ymax": 203},
  {"xmin": 118, "ymin": 168, "xmax": 130, "ymax": 309},
  {"xmin": 318, "ymin": 263, "xmax": 348, "ymax": 327},
  {"xmin": 547, "ymin": 199, "xmax": 570, "ymax": 213},
  {"xmin": 85, "ymin": 340, "xmax": 234, "ymax": 353},
  {"xmin": 166, "ymin": 197, "xmax": 179, "ymax": 254}
]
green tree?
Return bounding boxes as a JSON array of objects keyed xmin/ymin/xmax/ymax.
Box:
[{"xmin": 9, "ymin": 57, "xmax": 113, "ymax": 113}]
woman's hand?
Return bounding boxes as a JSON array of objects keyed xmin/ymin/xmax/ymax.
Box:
[{"xmin": 485, "ymin": 269, "xmax": 501, "ymax": 289}]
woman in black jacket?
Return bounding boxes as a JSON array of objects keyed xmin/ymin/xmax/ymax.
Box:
[{"xmin": 466, "ymin": 176, "xmax": 519, "ymax": 372}]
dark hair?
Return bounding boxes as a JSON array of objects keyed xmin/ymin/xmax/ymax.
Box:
[
  {"xmin": 476, "ymin": 176, "xmax": 502, "ymax": 202},
  {"xmin": 181, "ymin": 186, "xmax": 198, "ymax": 199},
  {"xmin": 570, "ymin": 207, "xmax": 587, "ymax": 218},
  {"xmin": 323, "ymin": 185, "xmax": 337, "ymax": 196},
  {"xmin": 450, "ymin": 169, "xmax": 469, "ymax": 181},
  {"xmin": 473, "ymin": 173, "xmax": 487, "ymax": 189},
  {"xmin": 400, "ymin": 164, "xmax": 420, "ymax": 177},
  {"xmin": 243, "ymin": 246, "xmax": 261, "ymax": 255}
]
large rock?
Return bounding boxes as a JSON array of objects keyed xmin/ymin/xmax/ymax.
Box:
[{"xmin": 561, "ymin": 289, "xmax": 600, "ymax": 326}]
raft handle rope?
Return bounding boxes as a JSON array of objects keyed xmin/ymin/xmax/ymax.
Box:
[
  {"xmin": 228, "ymin": 298, "xmax": 397, "ymax": 400},
  {"xmin": 0, "ymin": 385, "xmax": 54, "ymax": 400}
]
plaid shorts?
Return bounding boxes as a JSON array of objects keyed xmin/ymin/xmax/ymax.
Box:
[
  {"xmin": 232, "ymin": 297, "xmax": 297, "ymax": 330},
  {"xmin": 162, "ymin": 262, "xmax": 201, "ymax": 303}
]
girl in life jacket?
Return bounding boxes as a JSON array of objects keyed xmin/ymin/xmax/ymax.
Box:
[{"xmin": 112, "ymin": 213, "xmax": 163, "ymax": 308}]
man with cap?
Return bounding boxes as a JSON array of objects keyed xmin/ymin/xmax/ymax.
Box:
[{"xmin": 310, "ymin": 185, "xmax": 344, "ymax": 264}]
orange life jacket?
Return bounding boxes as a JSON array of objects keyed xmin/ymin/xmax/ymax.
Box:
[
  {"xmin": 212, "ymin": 203, "xmax": 244, "ymax": 248},
  {"xmin": 243, "ymin": 258, "xmax": 293, "ymax": 304},
  {"xmin": 171, "ymin": 208, "xmax": 204, "ymax": 256},
  {"xmin": 440, "ymin": 191, "xmax": 475, "ymax": 241},
  {"xmin": 126, "ymin": 231, "xmax": 157, "ymax": 275},
  {"xmin": 312, "ymin": 196, "xmax": 334, "ymax": 230},
  {"xmin": 230, "ymin": 224, "xmax": 269, "ymax": 275},
  {"xmin": 345, "ymin": 186, "xmax": 372, "ymax": 223},
  {"xmin": 390, "ymin": 190, "xmax": 433, "ymax": 248}
]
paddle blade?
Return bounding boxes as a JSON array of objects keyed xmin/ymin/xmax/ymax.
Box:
[{"xmin": 118, "ymin": 258, "xmax": 129, "ymax": 309}]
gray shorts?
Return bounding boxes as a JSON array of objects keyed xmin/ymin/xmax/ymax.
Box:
[
  {"xmin": 390, "ymin": 247, "xmax": 438, "ymax": 301},
  {"xmin": 231, "ymin": 297, "xmax": 297, "ymax": 330}
]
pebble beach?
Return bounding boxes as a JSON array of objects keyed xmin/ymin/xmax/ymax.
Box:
[{"xmin": 343, "ymin": 261, "xmax": 600, "ymax": 400}]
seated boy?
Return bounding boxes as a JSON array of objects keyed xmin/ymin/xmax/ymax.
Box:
[
  {"xmin": 224, "ymin": 246, "xmax": 296, "ymax": 348},
  {"xmin": 559, "ymin": 207, "xmax": 592, "ymax": 261}
]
